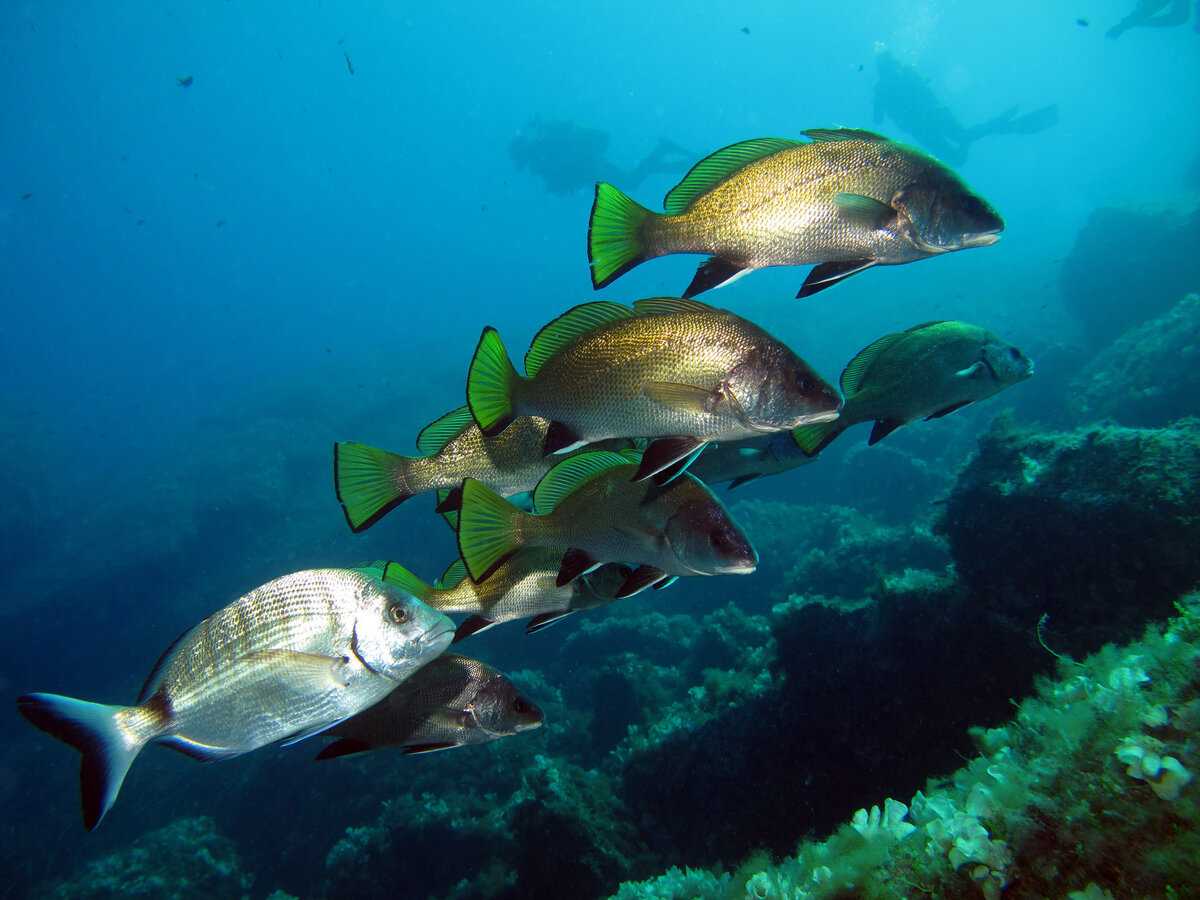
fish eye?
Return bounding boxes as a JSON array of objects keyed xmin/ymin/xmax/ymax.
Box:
[
  {"xmin": 796, "ymin": 376, "xmax": 813, "ymax": 392},
  {"xmin": 1010, "ymin": 347, "xmax": 1022, "ymax": 359},
  {"xmin": 512, "ymin": 697, "xmax": 533, "ymax": 714},
  {"xmin": 710, "ymin": 530, "xmax": 733, "ymax": 552},
  {"xmin": 387, "ymin": 603, "xmax": 409, "ymax": 624}
]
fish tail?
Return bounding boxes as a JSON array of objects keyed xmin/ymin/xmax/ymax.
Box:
[
  {"xmin": 334, "ymin": 442, "xmax": 418, "ymax": 532},
  {"xmin": 380, "ymin": 561, "xmax": 433, "ymax": 603},
  {"xmin": 467, "ymin": 327, "xmax": 521, "ymax": 436},
  {"xmin": 588, "ymin": 182, "xmax": 654, "ymax": 289},
  {"xmin": 790, "ymin": 420, "xmax": 844, "ymax": 457},
  {"xmin": 456, "ymin": 478, "xmax": 526, "ymax": 582},
  {"xmin": 17, "ymin": 693, "xmax": 154, "ymax": 831}
]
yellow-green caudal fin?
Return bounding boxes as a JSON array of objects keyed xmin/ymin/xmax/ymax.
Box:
[
  {"xmin": 334, "ymin": 442, "xmax": 415, "ymax": 533},
  {"xmin": 790, "ymin": 419, "xmax": 843, "ymax": 458},
  {"xmin": 16, "ymin": 693, "xmax": 148, "ymax": 831},
  {"xmin": 588, "ymin": 182, "xmax": 654, "ymax": 289},
  {"xmin": 467, "ymin": 327, "xmax": 521, "ymax": 438},
  {"xmin": 456, "ymin": 478, "xmax": 526, "ymax": 583}
]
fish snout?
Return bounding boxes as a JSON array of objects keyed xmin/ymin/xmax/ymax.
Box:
[{"xmin": 963, "ymin": 229, "xmax": 1002, "ymax": 248}]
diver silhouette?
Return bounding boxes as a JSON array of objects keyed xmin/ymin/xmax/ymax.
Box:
[
  {"xmin": 509, "ymin": 115, "xmax": 693, "ymax": 197},
  {"xmin": 1107, "ymin": 0, "xmax": 1199, "ymax": 38},
  {"xmin": 872, "ymin": 50, "xmax": 1058, "ymax": 167}
]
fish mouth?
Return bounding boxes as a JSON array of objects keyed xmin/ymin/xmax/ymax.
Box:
[
  {"xmin": 794, "ymin": 408, "xmax": 841, "ymax": 426},
  {"xmin": 962, "ymin": 229, "xmax": 1003, "ymax": 248},
  {"xmin": 714, "ymin": 562, "xmax": 757, "ymax": 575},
  {"xmin": 423, "ymin": 625, "xmax": 456, "ymax": 647}
]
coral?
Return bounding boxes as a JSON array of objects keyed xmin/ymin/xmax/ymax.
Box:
[
  {"xmin": 1068, "ymin": 293, "xmax": 1200, "ymax": 428},
  {"xmin": 31, "ymin": 817, "xmax": 252, "ymax": 900}
]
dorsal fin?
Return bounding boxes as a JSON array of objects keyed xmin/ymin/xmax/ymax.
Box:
[
  {"xmin": 839, "ymin": 331, "xmax": 910, "ymax": 396},
  {"xmin": 524, "ymin": 302, "xmax": 637, "ymax": 378},
  {"xmin": 631, "ymin": 296, "xmax": 718, "ymax": 317},
  {"xmin": 416, "ymin": 407, "xmax": 475, "ymax": 454},
  {"xmin": 435, "ymin": 558, "xmax": 468, "ymax": 590},
  {"xmin": 137, "ymin": 622, "xmax": 202, "ymax": 704},
  {"xmin": 802, "ymin": 128, "xmax": 889, "ymax": 144},
  {"xmin": 663, "ymin": 138, "xmax": 802, "ymax": 214},
  {"xmin": 532, "ymin": 449, "xmax": 639, "ymax": 514}
]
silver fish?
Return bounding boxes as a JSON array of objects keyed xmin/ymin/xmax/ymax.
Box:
[{"xmin": 17, "ymin": 568, "xmax": 455, "ymax": 830}]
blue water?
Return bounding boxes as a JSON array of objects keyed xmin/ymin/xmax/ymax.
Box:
[{"xmin": 2, "ymin": 2, "xmax": 1198, "ymax": 897}]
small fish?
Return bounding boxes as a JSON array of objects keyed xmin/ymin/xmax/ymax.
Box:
[
  {"xmin": 456, "ymin": 449, "xmax": 758, "ymax": 591},
  {"xmin": 686, "ymin": 430, "xmax": 817, "ymax": 490},
  {"xmin": 588, "ymin": 128, "xmax": 1004, "ymax": 298},
  {"xmin": 791, "ymin": 321, "xmax": 1034, "ymax": 456},
  {"xmin": 315, "ymin": 654, "xmax": 543, "ymax": 759},
  {"xmin": 215, "ymin": 219, "xmax": 226, "ymax": 227},
  {"xmin": 1076, "ymin": 18, "xmax": 1090, "ymax": 26},
  {"xmin": 333, "ymin": 410, "xmax": 624, "ymax": 532},
  {"xmin": 344, "ymin": 50, "xmax": 354, "ymax": 75},
  {"xmin": 378, "ymin": 549, "xmax": 625, "ymax": 641},
  {"xmin": 176, "ymin": 75, "xmax": 193, "ymax": 88},
  {"xmin": 20, "ymin": 192, "xmax": 32, "ymax": 200},
  {"xmin": 466, "ymin": 297, "xmax": 841, "ymax": 483},
  {"xmin": 17, "ymin": 569, "xmax": 455, "ymax": 830}
]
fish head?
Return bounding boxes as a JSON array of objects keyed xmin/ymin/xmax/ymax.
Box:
[
  {"xmin": 891, "ymin": 179, "xmax": 1004, "ymax": 254},
  {"xmin": 664, "ymin": 491, "xmax": 758, "ymax": 575},
  {"xmin": 471, "ymin": 674, "xmax": 545, "ymax": 736},
  {"xmin": 979, "ymin": 339, "xmax": 1035, "ymax": 387},
  {"xmin": 351, "ymin": 576, "xmax": 456, "ymax": 681},
  {"xmin": 725, "ymin": 348, "xmax": 843, "ymax": 431}
]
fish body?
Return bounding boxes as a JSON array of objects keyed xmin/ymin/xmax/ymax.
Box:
[
  {"xmin": 791, "ymin": 321, "xmax": 1034, "ymax": 455},
  {"xmin": 379, "ymin": 549, "xmax": 623, "ymax": 641},
  {"xmin": 17, "ymin": 569, "xmax": 455, "ymax": 830},
  {"xmin": 456, "ymin": 449, "xmax": 757, "ymax": 591},
  {"xmin": 588, "ymin": 129, "xmax": 1004, "ymax": 298},
  {"xmin": 315, "ymin": 654, "xmax": 543, "ymax": 759},
  {"xmin": 335, "ymin": 410, "xmax": 594, "ymax": 532},
  {"xmin": 467, "ymin": 297, "xmax": 840, "ymax": 482},
  {"xmin": 687, "ymin": 430, "xmax": 817, "ymax": 489}
]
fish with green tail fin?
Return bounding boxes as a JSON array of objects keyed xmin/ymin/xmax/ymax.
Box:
[
  {"xmin": 791, "ymin": 320, "xmax": 1034, "ymax": 456},
  {"xmin": 334, "ymin": 409, "xmax": 625, "ymax": 532},
  {"xmin": 16, "ymin": 569, "xmax": 454, "ymax": 830},
  {"xmin": 455, "ymin": 449, "xmax": 757, "ymax": 592},
  {"xmin": 377, "ymin": 549, "xmax": 625, "ymax": 642},
  {"xmin": 588, "ymin": 128, "xmax": 1003, "ymax": 298},
  {"xmin": 315, "ymin": 654, "xmax": 543, "ymax": 759},
  {"xmin": 466, "ymin": 297, "xmax": 840, "ymax": 483}
]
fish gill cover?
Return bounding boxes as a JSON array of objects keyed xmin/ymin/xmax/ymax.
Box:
[{"xmin": 1, "ymin": 2, "xmax": 1198, "ymax": 899}]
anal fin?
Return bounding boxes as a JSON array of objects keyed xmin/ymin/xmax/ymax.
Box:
[
  {"xmin": 633, "ymin": 436, "xmax": 707, "ymax": 482},
  {"xmin": 557, "ymin": 548, "xmax": 602, "ymax": 586},
  {"xmin": 526, "ymin": 610, "xmax": 575, "ymax": 633},
  {"xmin": 867, "ymin": 418, "xmax": 904, "ymax": 445},
  {"xmin": 683, "ymin": 257, "xmax": 752, "ymax": 298},
  {"xmin": 616, "ymin": 565, "xmax": 670, "ymax": 599}
]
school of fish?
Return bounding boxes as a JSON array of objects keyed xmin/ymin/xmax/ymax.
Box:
[{"xmin": 18, "ymin": 127, "xmax": 1031, "ymax": 831}]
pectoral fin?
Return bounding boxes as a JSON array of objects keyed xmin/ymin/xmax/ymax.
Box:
[
  {"xmin": 454, "ymin": 615, "xmax": 497, "ymax": 642},
  {"xmin": 238, "ymin": 650, "xmax": 352, "ymax": 691},
  {"xmin": 834, "ymin": 193, "xmax": 895, "ymax": 229},
  {"xmin": 955, "ymin": 362, "xmax": 985, "ymax": 378},
  {"xmin": 314, "ymin": 738, "xmax": 373, "ymax": 761},
  {"xmin": 643, "ymin": 381, "xmax": 720, "ymax": 412}
]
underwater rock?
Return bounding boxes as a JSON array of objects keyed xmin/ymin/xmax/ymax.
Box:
[
  {"xmin": 937, "ymin": 415, "xmax": 1200, "ymax": 657},
  {"xmin": 1068, "ymin": 293, "xmax": 1200, "ymax": 428},
  {"xmin": 505, "ymin": 756, "xmax": 653, "ymax": 900},
  {"xmin": 32, "ymin": 816, "xmax": 252, "ymax": 900},
  {"xmin": 1060, "ymin": 202, "xmax": 1200, "ymax": 347},
  {"xmin": 609, "ymin": 593, "xmax": 1200, "ymax": 899}
]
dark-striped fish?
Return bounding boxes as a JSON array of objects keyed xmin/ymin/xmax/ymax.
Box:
[{"xmin": 17, "ymin": 569, "xmax": 455, "ymax": 830}]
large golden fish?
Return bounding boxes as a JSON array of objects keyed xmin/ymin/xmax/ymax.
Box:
[{"xmin": 588, "ymin": 128, "xmax": 1003, "ymax": 298}]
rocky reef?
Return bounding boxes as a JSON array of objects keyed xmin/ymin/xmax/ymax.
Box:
[
  {"xmin": 1060, "ymin": 202, "xmax": 1200, "ymax": 347},
  {"xmin": 1068, "ymin": 293, "xmax": 1200, "ymax": 428}
]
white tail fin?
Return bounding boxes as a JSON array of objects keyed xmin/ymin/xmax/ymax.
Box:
[{"xmin": 17, "ymin": 693, "xmax": 149, "ymax": 830}]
